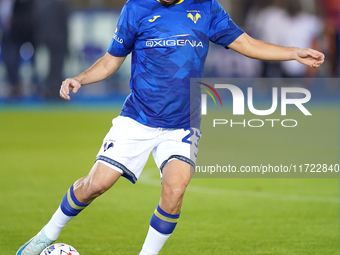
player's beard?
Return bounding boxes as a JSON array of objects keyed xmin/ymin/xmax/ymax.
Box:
[{"xmin": 159, "ymin": 0, "xmax": 181, "ymax": 7}]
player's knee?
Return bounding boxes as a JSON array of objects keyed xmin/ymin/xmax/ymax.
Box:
[
  {"xmin": 164, "ymin": 185, "xmax": 186, "ymax": 201},
  {"xmin": 160, "ymin": 185, "xmax": 186, "ymax": 213}
]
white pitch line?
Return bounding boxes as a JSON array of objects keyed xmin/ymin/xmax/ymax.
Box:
[{"xmin": 138, "ymin": 170, "xmax": 339, "ymax": 204}]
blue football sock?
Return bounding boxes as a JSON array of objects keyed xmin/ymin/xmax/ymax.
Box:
[
  {"xmin": 150, "ymin": 205, "xmax": 180, "ymax": 235},
  {"xmin": 60, "ymin": 184, "xmax": 90, "ymax": 217},
  {"xmin": 139, "ymin": 205, "xmax": 180, "ymax": 255}
]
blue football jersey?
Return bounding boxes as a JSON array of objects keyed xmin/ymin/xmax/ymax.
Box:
[{"xmin": 107, "ymin": 0, "xmax": 244, "ymax": 128}]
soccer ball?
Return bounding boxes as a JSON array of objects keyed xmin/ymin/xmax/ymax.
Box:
[{"xmin": 40, "ymin": 243, "xmax": 80, "ymax": 255}]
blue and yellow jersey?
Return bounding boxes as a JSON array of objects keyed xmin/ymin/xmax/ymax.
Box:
[{"xmin": 107, "ymin": 0, "xmax": 244, "ymax": 128}]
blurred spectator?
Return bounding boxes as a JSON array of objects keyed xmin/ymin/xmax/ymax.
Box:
[
  {"xmin": 279, "ymin": 0, "xmax": 323, "ymax": 77},
  {"xmin": 247, "ymin": 0, "xmax": 323, "ymax": 78},
  {"xmin": 33, "ymin": 0, "xmax": 69, "ymax": 99},
  {"xmin": 318, "ymin": 0, "xmax": 339, "ymax": 77},
  {"xmin": 0, "ymin": 0, "xmax": 35, "ymax": 97},
  {"xmin": 245, "ymin": 0, "xmax": 287, "ymax": 77},
  {"xmin": 244, "ymin": 0, "xmax": 273, "ymax": 39}
]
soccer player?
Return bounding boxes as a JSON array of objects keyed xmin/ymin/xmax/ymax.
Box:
[{"xmin": 16, "ymin": 0, "xmax": 324, "ymax": 254}]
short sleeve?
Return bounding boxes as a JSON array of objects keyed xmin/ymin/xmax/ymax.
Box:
[
  {"xmin": 209, "ymin": 0, "xmax": 244, "ymax": 47},
  {"xmin": 107, "ymin": 2, "xmax": 138, "ymax": 57}
]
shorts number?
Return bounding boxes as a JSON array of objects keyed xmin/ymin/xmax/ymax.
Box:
[
  {"xmin": 182, "ymin": 128, "xmax": 201, "ymax": 148},
  {"xmin": 182, "ymin": 128, "xmax": 194, "ymax": 144}
]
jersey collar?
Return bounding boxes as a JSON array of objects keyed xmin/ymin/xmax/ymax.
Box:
[{"xmin": 156, "ymin": 0, "xmax": 185, "ymax": 5}]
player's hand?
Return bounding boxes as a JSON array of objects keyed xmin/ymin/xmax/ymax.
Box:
[
  {"xmin": 60, "ymin": 78, "xmax": 82, "ymax": 101},
  {"xmin": 296, "ymin": 48, "xmax": 325, "ymax": 68}
]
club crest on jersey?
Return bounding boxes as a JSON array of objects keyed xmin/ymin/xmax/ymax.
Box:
[
  {"xmin": 187, "ymin": 11, "xmax": 201, "ymax": 24},
  {"xmin": 104, "ymin": 141, "xmax": 115, "ymax": 152}
]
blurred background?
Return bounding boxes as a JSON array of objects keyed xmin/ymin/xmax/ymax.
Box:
[
  {"xmin": 0, "ymin": 0, "xmax": 338, "ymax": 102},
  {"xmin": 1, "ymin": 3, "xmax": 338, "ymax": 253}
]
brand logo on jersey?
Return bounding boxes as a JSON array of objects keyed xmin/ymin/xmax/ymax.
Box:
[
  {"xmin": 187, "ymin": 12, "xmax": 201, "ymax": 24},
  {"xmin": 113, "ymin": 28, "xmax": 124, "ymax": 44},
  {"xmin": 146, "ymin": 37, "xmax": 203, "ymax": 48},
  {"xmin": 148, "ymin": 15, "xmax": 161, "ymax": 22}
]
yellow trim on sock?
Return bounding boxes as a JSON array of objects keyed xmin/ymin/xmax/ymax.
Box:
[
  {"xmin": 154, "ymin": 209, "xmax": 179, "ymax": 223},
  {"xmin": 67, "ymin": 188, "xmax": 87, "ymax": 210}
]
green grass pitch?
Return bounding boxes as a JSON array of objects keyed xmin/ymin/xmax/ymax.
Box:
[{"xmin": 0, "ymin": 105, "xmax": 338, "ymax": 254}]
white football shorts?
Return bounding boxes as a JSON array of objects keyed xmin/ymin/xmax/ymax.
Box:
[{"xmin": 96, "ymin": 116, "xmax": 201, "ymax": 184}]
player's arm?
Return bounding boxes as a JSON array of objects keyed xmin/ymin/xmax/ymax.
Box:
[
  {"xmin": 228, "ymin": 33, "xmax": 325, "ymax": 68},
  {"xmin": 60, "ymin": 53, "xmax": 126, "ymax": 101}
]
